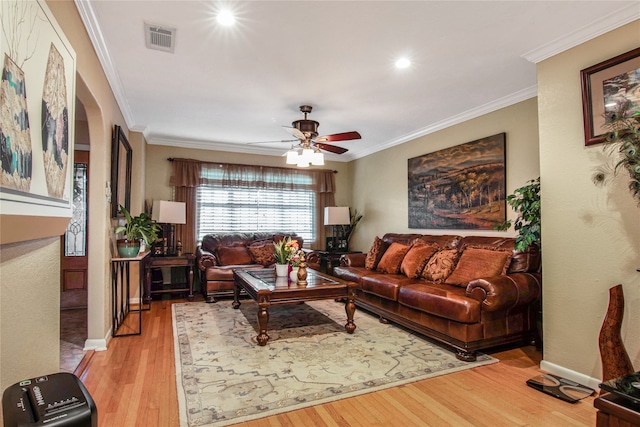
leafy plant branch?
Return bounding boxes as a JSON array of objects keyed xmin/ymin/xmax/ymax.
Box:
[{"xmin": 495, "ymin": 177, "xmax": 541, "ymax": 252}]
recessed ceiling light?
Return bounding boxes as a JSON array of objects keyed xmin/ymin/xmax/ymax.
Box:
[
  {"xmin": 395, "ymin": 57, "xmax": 411, "ymax": 69},
  {"xmin": 217, "ymin": 9, "xmax": 236, "ymax": 26}
]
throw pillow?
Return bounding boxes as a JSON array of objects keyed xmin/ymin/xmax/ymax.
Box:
[
  {"xmin": 365, "ymin": 236, "xmax": 389, "ymax": 270},
  {"xmin": 444, "ymin": 247, "xmax": 512, "ymax": 287},
  {"xmin": 400, "ymin": 243, "xmax": 439, "ymax": 279},
  {"xmin": 421, "ymin": 249, "xmax": 460, "ymax": 283},
  {"xmin": 248, "ymin": 240, "xmax": 275, "ymax": 266},
  {"xmin": 217, "ymin": 246, "xmax": 253, "ymax": 266},
  {"xmin": 376, "ymin": 242, "xmax": 411, "ymax": 274}
]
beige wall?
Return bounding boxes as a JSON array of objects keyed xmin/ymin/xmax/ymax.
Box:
[
  {"xmin": 0, "ymin": 238, "xmax": 60, "ymax": 388},
  {"xmin": 0, "ymin": 0, "xmax": 127, "ymax": 391},
  {"xmin": 348, "ymin": 98, "xmax": 540, "ymax": 252},
  {"xmin": 537, "ymin": 20, "xmax": 640, "ymax": 385},
  {"xmin": 144, "ymin": 144, "xmax": 353, "ymax": 248}
]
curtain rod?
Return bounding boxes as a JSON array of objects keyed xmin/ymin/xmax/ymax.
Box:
[{"xmin": 167, "ymin": 157, "xmax": 338, "ymax": 174}]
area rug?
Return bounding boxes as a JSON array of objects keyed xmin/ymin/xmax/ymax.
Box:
[{"xmin": 172, "ymin": 299, "xmax": 497, "ymax": 427}]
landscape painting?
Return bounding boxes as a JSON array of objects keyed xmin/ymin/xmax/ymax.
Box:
[{"xmin": 408, "ymin": 133, "xmax": 506, "ymax": 229}]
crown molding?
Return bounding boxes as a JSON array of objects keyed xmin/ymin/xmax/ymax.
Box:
[
  {"xmin": 522, "ymin": 4, "xmax": 640, "ymax": 64},
  {"xmin": 74, "ymin": 0, "xmax": 135, "ymax": 128},
  {"xmin": 351, "ymin": 85, "xmax": 538, "ymax": 160}
]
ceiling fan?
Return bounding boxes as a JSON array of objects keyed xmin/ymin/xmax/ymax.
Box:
[{"xmin": 280, "ymin": 105, "xmax": 362, "ymax": 155}]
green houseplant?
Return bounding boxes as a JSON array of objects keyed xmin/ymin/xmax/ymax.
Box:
[
  {"xmin": 495, "ymin": 177, "xmax": 541, "ymax": 252},
  {"xmin": 114, "ymin": 205, "xmax": 161, "ymax": 257},
  {"xmin": 592, "ymin": 102, "xmax": 640, "ymax": 205}
]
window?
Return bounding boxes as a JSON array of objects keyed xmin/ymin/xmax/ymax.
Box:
[{"xmin": 196, "ymin": 187, "xmax": 316, "ymax": 245}]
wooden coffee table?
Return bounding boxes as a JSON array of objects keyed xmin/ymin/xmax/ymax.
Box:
[{"xmin": 232, "ymin": 268, "xmax": 357, "ymax": 346}]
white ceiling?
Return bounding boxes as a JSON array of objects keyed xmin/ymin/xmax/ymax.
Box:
[{"xmin": 76, "ymin": 1, "xmax": 640, "ymax": 162}]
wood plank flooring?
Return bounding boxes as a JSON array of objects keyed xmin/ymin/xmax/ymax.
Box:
[{"xmin": 78, "ymin": 297, "xmax": 597, "ymax": 426}]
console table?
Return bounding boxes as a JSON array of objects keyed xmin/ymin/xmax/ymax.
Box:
[
  {"xmin": 595, "ymin": 393, "xmax": 640, "ymax": 427},
  {"xmin": 143, "ymin": 253, "xmax": 195, "ymax": 303},
  {"xmin": 111, "ymin": 252, "xmax": 149, "ymax": 337}
]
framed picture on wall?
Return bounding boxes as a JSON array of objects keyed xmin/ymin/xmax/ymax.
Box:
[
  {"xmin": 0, "ymin": 0, "xmax": 76, "ymax": 218},
  {"xmin": 580, "ymin": 47, "xmax": 640, "ymax": 146},
  {"xmin": 408, "ymin": 133, "xmax": 506, "ymax": 230},
  {"xmin": 110, "ymin": 125, "xmax": 132, "ymax": 218}
]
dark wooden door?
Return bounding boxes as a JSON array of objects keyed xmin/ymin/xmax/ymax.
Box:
[{"xmin": 60, "ymin": 150, "xmax": 89, "ymax": 309}]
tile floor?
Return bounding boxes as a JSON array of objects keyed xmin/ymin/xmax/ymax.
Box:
[{"xmin": 60, "ymin": 308, "xmax": 87, "ymax": 373}]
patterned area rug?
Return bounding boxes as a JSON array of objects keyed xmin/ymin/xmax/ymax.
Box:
[{"xmin": 172, "ymin": 299, "xmax": 497, "ymax": 427}]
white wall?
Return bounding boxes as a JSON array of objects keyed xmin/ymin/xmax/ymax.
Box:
[{"xmin": 537, "ymin": 20, "xmax": 640, "ymax": 387}]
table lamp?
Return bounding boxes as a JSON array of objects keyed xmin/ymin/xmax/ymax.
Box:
[
  {"xmin": 152, "ymin": 200, "xmax": 186, "ymax": 255},
  {"xmin": 324, "ymin": 206, "xmax": 350, "ymax": 251}
]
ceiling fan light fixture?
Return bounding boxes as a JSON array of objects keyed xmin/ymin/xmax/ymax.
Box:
[
  {"xmin": 296, "ymin": 156, "xmax": 310, "ymax": 168},
  {"xmin": 285, "ymin": 148, "xmax": 299, "ymax": 164},
  {"xmin": 311, "ymin": 149, "xmax": 324, "ymax": 166}
]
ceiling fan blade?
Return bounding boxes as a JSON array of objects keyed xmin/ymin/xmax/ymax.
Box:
[
  {"xmin": 314, "ymin": 131, "xmax": 361, "ymax": 143},
  {"xmin": 314, "ymin": 143, "xmax": 348, "ymax": 155},
  {"xmin": 282, "ymin": 126, "xmax": 306, "ymax": 140},
  {"xmin": 247, "ymin": 139, "xmax": 298, "ymax": 145}
]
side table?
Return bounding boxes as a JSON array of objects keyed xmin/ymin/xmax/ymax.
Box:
[
  {"xmin": 313, "ymin": 251, "xmax": 362, "ymax": 275},
  {"xmin": 595, "ymin": 393, "xmax": 640, "ymax": 427},
  {"xmin": 143, "ymin": 253, "xmax": 196, "ymax": 303},
  {"xmin": 111, "ymin": 252, "xmax": 148, "ymax": 337}
]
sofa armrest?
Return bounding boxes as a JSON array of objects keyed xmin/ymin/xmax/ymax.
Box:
[
  {"xmin": 196, "ymin": 246, "xmax": 218, "ymax": 271},
  {"xmin": 466, "ymin": 273, "xmax": 541, "ymax": 312},
  {"xmin": 341, "ymin": 253, "xmax": 366, "ymax": 267}
]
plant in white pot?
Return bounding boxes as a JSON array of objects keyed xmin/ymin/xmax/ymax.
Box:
[{"xmin": 114, "ymin": 205, "xmax": 161, "ymax": 257}]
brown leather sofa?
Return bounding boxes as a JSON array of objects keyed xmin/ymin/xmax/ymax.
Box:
[
  {"xmin": 333, "ymin": 233, "xmax": 541, "ymax": 361},
  {"xmin": 196, "ymin": 232, "xmax": 303, "ymax": 303}
]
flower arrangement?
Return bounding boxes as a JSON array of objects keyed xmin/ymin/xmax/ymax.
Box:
[
  {"xmin": 273, "ymin": 237, "xmax": 303, "ymax": 265},
  {"xmin": 592, "ymin": 102, "xmax": 640, "ymax": 205}
]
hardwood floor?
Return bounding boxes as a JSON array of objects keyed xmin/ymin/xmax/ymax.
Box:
[{"xmin": 78, "ymin": 297, "xmax": 597, "ymax": 426}]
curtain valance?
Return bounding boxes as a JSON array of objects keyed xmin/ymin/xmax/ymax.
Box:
[{"xmin": 169, "ymin": 158, "xmax": 336, "ymax": 193}]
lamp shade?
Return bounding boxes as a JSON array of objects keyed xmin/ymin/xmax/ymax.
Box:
[
  {"xmin": 324, "ymin": 206, "xmax": 350, "ymax": 225},
  {"xmin": 152, "ymin": 200, "xmax": 186, "ymax": 224}
]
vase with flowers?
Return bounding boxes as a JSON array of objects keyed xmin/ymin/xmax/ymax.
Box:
[
  {"xmin": 273, "ymin": 237, "xmax": 301, "ymax": 277},
  {"xmin": 287, "ymin": 241, "xmax": 304, "ymax": 282}
]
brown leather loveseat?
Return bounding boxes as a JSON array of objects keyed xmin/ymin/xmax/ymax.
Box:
[
  {"xmin": 333, "ymin": 233, "xmax": 541, "ymax": 361},
  {"xmin": 196, "ymin": 232, "xmax": 303, "ymax": 303}
]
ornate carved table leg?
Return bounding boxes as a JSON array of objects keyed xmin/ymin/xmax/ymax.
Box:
[
  {"xmin": 257, "ymin": 298, "xmax": 270, "ymax": 346},
  {"xmin": 232, "ymin": 282, "xmax": 241, "ymax": 309},
  {"xmin": 344, "ymin": 287, "xmax": 356, "ymax": 334}
]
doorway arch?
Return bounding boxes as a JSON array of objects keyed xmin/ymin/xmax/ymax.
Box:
[{"xmin": 75, "ymin": 73, "xmax": 110, "ymax": 350}]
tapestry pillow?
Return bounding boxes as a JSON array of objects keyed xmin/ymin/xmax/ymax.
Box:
[
  {"xmin": 421, "ymin": 249, "xmax": 460, "ymax": 283},
  {"xmin": 400, "ymin": 243, "xmax": 439, "ymax": 279},
  {"xmin": 376, "ymin": 242, "xmax": 411, "ymax": 274},
  {"xmin": 444, "ymin": 247, "xmax": 512, "ymax": 287},
  {"xmin": 217, "ymin": 246, "xmax": 253, "ymax": 266},
  {"xmin": 248, "ymin": 240, "xmax": 275, "ymax": 266},
  {"xmin": 365, "ymin": 236, "xmax": 389, "ymax": 270}
]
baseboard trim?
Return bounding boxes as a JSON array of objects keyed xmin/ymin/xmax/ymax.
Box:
[
  {"xmin": 84, "ymin": 330, "xmax": 111, "ymax": 352},
  {"xmin": 540, "ymin": 360, "xmax": 601, "ymax": 391}
]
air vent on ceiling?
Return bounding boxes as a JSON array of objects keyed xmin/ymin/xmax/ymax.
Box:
[{"xmin": 144, "ymin": 23, "xmax": 176, "ymax": 53}]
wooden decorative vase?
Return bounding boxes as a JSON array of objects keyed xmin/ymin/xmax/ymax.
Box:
[{"xmin": 598, "ymin": 284, "xmax": 634, "ymax": 384}]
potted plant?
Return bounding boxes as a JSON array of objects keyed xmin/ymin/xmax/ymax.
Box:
[
  {"xmin": 495, "ymin": 177, "xmax": 541, "ymax": 252},
  {"xmin": 337, "ymin": 209, "xmax": 363, "ymax": 251},
  {"xmin": 592, "ymin": 102, "xmax": 640, "ymax": 205},
  {"xmin": 114, "ymin": 205, "xmax": 161, "ymax": 258}
]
